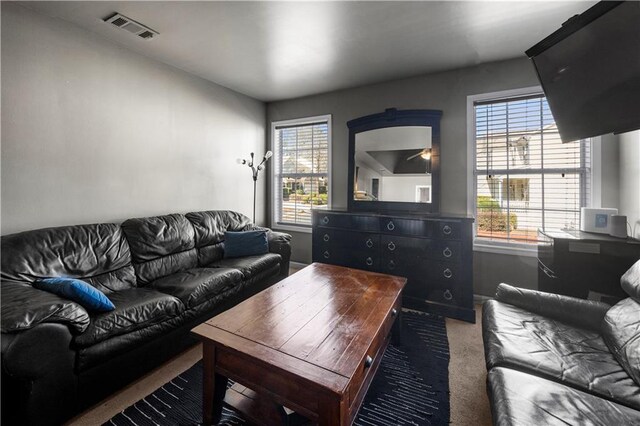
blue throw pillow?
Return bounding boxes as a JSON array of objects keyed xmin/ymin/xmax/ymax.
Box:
[
  {"xmin": 33, "ymin": 277, "xmax": 115, "ymax": 312},
  {"xmin": 224, "ymin": 230, "xmax": 269, "ymax": 259}
]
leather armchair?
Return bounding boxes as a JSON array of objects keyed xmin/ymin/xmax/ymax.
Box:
[{"xmin": 483, "ymin": 260, "xmax": 640, "ymax": 425}]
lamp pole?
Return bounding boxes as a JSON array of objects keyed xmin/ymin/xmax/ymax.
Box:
[{"xmin": 238, "ymin": 151, "xmax": 272, "ymax": 223}]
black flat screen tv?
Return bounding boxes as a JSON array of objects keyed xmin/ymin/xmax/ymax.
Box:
[{"xmin": 526, "ymin": 1, "xmax": 640, "ymax": 142}]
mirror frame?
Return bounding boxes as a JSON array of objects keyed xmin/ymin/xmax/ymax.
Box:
[{"xmin": 347, "ymin": 108, "xmax": 442, "ymax": 213}]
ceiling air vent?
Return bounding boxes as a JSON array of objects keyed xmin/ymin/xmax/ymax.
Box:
[{"xmin": 103, "ymin": 13, "xmax": 159, "ymax": 40}]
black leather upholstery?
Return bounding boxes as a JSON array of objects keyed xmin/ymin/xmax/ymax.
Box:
[
  {"xmin": 602, "ymin": 297, "xmax": 640, "ymax": 387},
  {"xmin": 495, "ymin": 283, "xmax": 610, "ymax": 331},
  {"xmin": 1, "ymin": 210, "xmax": 291, "ymax": 426},
  {"xmin": 484, "ymin": 261, "xmax": 640, "ymax": 425},
  {"xmin": 149, "ymin": 268, "xmax": 242, "ymax": 307},
  {"xmin": 1, "ymin": 281, "xmax": 90, "ymax": 333},
  {"xmin": 1, "ymin": 222, "xmax": 135, "ymax": 293},
  {"xmin": 74, "ymin": 288, "xmax": 184, "ymax": 348},
  {"xmin": 186, "ymin": 210, "xmax": 252, "ymax": 248},
  {"xmin": 210, "ymin": 253, "xmax": 282, "ymax": 281},
  {"xmin": 488, "ymin": 367, "xmax": 640, "ymax": 426},
  {"xmin": 121, "ymin": 214, "xmax": 198, "ymax": 284},
  {"xmin": 483, "ymin": 299, "xmax": 640, "ymax": 410},
  {"xmin": 622, "ymin": 259, "xmax": 640, "ymax": 301},
  {"xmin": 185, "ymin": 211, "xmax": 292, "ymax": 277}
]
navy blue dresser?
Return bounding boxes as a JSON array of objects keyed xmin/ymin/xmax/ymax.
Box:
[{"xmin": 312, "ymin": 210, "xmax": 475, "ymax": 322}]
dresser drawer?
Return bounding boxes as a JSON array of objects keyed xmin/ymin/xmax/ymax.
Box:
[
  {"xmin": 434, "ymin": 221, "xmax": 461, "ymax": 240},
  {"xmin": 425, "ymin": 287, "xmax": 462, "ymax": 306},
  {"xmin": 428, "ymin": 262, "xmax": 462, "ymax": 284},
  {"xmin": 430, "ymin": 241, "xmax": 462, "ymax": 263},
  {"xmin": 313, "ymin": 246, "xmax": 378, "ymax": 272},
  {"xmin": 314, "ymin": 212, "xmax": 352, "ymax": 229},
  {"xmin": 380, "ymin": 235, "xmax": 431, "ymax": 261},
  {"xmin": 313, "ymin": 229, "xmax": 379, "ymax": 252},
  {"xmin": 380, "ymin": 217, "xmax": 430, "ymax": 237}
]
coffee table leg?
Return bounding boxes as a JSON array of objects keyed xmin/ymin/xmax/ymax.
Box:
[
  {"xmin": 203, "ymin": 342, "xmax": 229, "ymax": 426},
  {"xmin": 318, "ymin": 395, "xmax": 348, "ymax": 426}
]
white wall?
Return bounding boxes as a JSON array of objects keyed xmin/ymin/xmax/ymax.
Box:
[
  {"xmin": 618, "ymin": 130, "xmax": 640, "ymax": 239},
  {"xmin": 1, "ymin": 3, "xmax": 266, "ymax": 235},
  {"xmin": 380, "ymin": 175, "xmax": 431, "ymax": 203}
]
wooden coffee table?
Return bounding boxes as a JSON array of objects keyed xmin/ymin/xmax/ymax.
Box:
[{"xmin": 192, "ymin": 262, "xmax": 406, "ymax": 426}]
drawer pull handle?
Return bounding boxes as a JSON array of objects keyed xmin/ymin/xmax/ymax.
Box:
[
  {"xmin": 364, "ymin": 355, "xmax": 373, "ymax": 368},
  {"xmin": 443, "ymin": 247, "xmax": 452, "ymax": 258},
  {"xmin": 388, "ymin": 260, "xmax": 396, "ymax": 270},
  {"xmin": 392, "ymin": 308, "xmax": 398, "ymax": 317},
  {"xmin": 323, "ymin": 251, "xmax": 330, "ymax": 259},
  {"xmin": 321, "ymin": 216, "xmax": 329, "ymax": 225},
  {"xmin": 323, "ymin": 233, "xmax": 330, "ymax": 242},
  {"xmin": 387, "ymin": 221, "xmax": 395, "ymax": 231},
  {"xmin": 443, "ymin": 268, "xmax": 453, "ymax": 279},
  {"xmin": 443, "ymin": 290, "xmax": 453, "ymax": 301},
  {"xmin": 387, "ymin": 242, "xmax": 396, "ymax": 251},
  {"xmin": 366, "ymin": 238, "xmax": 374, "ymax": 248},
  {"xmin": 442, "ymin": 225, "xmax": 452, "ymax": 235},
  {"xmin": 366, "ymin": 257, "xmax": 373, "ymax": 266}
]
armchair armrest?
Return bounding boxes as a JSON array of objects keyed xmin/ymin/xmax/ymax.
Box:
[
  {"xmin": 495, "ymin": 283, "xmax": 610, "ymax": 331},
  {"xmin": 1, "ymin": 281, "xmax": 90, "ymax": 334}
]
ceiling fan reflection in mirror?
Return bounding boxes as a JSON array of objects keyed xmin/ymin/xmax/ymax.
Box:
[{"xmin": 406, "ymin": 148, "xmax": 432, "ymax": 161}]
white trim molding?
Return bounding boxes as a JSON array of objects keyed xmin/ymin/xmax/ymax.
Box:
[{"xmin": 270, "ymin": 114, "xmax": 332, "ymax": 233}]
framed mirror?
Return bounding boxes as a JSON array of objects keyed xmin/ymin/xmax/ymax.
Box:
[{"xmin": 347, "ymin": 108, "xmax": 442, "ymax": 213}]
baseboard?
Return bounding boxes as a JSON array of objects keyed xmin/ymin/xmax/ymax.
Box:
[
  {"xmin": 290, "ymin": 261, "xmax": 310, "ymax": 269},
  {"xmin": 473, "ymin": 294, "xmax": 493, "ymax": 304}
]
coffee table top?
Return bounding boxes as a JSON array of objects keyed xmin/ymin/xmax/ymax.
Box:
[{"xmin": 192, "ymin": 263, "xmax": 405, "ymax": 395}]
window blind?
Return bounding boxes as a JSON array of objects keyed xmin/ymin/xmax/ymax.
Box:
[
  {"xmin": 274, "ymin": 120, "xmax": 330, "ymax": 227},
  {"xmin": 474, "ymin": 94, "xmax": 590, "ymax": 243}
]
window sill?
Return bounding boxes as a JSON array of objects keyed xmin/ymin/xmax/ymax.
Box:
[
  {"xmin": 473, "ymin": 239, "xmax": 538, "ymax": 257},
  {"xmin": 272, "ymin": 224, "xmax": 313, "ymax": 234}
]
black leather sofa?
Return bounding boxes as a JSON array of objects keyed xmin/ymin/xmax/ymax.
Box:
[
  {"xmin": 1, "ymin": 210, "xmax": 291, "ymax": 426},
  {"xmin": 483, "ymin": 259, "xmax": 640, "ymax": 425}
]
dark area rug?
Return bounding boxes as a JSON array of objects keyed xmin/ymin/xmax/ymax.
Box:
[{"xmin": 105, "ymin": 311, "xmax": 450, "ymax": 426}]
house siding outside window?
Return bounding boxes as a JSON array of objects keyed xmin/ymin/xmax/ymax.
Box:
[
  {"xmin": 472, "ymin": 91, "xmax": 591, "ymax": 246},
  {"xmin": 272, "ymin": 115, "xmax": 332, "ymax": 231}
]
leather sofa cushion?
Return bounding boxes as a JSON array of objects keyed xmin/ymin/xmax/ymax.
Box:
[
  {"xmin": 1, "ymin": 223, "xmax": 135, "ymax": 293},
  {"xmin": 1, "ymin": 281, "xmax": 90, "ymax": 333},
  {"xmin": 602, "ymin": 297, "xmax": 640, "ymax": 386},
  {"xmin": 121, "ymin": 214, "xmax": 198, "ymax": 284},
  {"xmin": 149, "ymin": 268, "xmax": 242, "ymax": 308},
  {"xmin": 121, "ymin": 214, "xmax": 195, "ymax": 263},
  {"xmin": 209, "ymin": 253, "xmax": 281, "ymax": 281},
  {"xmin": 74, "ymin": 288, "xmax": 184, "ymax": 348},
  {"xmin": 483, "ymin": 299, "xmax": 640, "ymax": 410},
  {"xmin": 185, "ymin": 210, "xmax": 252, "ymax": 248},
  {"xmin": 622, "ymin": 259, "xmax": 640, "ymax": 301},
  {"xmin": 488, "ymin": 367, "xmax": 640, "ymax": 426}
]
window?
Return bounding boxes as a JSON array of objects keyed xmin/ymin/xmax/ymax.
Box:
[
  {"xmin": 272, "ymin": 115, "xmax": 331, "ymax": 231},
  {"xmin": 471, "ymin": 89, "xmax": 591, "ymax": 247}
]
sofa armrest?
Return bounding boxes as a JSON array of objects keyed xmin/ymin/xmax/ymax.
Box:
[
  {"xmin": 2, "ymin": 323, "xmax": 78, "ymax": 425},
  {"xmin": 495, "ymin": 283, "xmax": 610, "ymax": 331},
  {"xmin": 1, "ymin": 281, "xmax": 90, "ymax": 334},
  {"xmin": 244, "ymin": 226, "xmax": 292, "ymax": 277}
]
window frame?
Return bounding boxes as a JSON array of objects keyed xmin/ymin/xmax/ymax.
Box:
[
  {"xmin": 270, "ymin": 114, "xmax": 332, "ymax": 233},
  {"xmin": 466, "ymin": 86, "xmax": 596, "ymax": 257}
]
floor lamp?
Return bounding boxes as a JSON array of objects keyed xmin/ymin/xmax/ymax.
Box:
[{"xmin": 237, "ymin": 151, "xmax": 272, "ymax": 223}]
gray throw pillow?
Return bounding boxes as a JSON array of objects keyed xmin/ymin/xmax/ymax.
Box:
[{"xmin": 601, "ymin": 297, "xmax": 640, "ymax": 386}]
